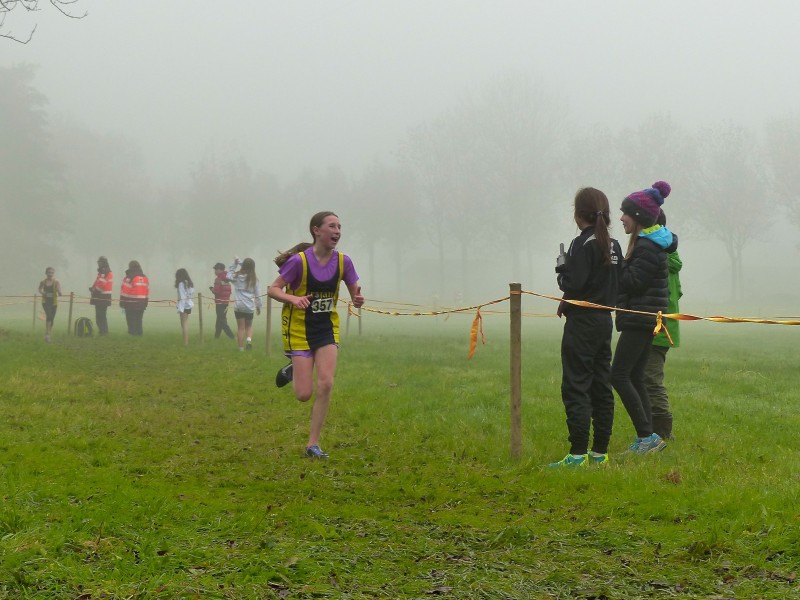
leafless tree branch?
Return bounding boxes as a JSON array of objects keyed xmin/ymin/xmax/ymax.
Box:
[
  {"xmin": 0, "ymin": 0, "xmax": 41, "ymax": 12},
  {"xmin": 0, "ymin": 21, "xmax": 36, "ymax": 43},
  {"xmin": 51, "ymin": 0, "xmax": 88, "ymax": 19},
  {"xmin": 0, "ymin": 0, "xmax": 86, "ymax": 43}
]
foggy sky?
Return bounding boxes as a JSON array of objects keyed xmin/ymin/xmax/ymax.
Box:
[
  {"xmin": 4, "ymin": 1, "xmax": 800, "ymax": 313},
  {"xmin": 5, "ymin": 1, "xmax": 800, "ymax": 184}
]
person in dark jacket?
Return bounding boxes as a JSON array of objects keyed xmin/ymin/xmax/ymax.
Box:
[
  {"xmin": 612, "ymin": 181, "xmax": 673, "ymax": 454},
  {"xmin": 210, "ymin": 262, "xmax": 235, "ymax": 339},
  {"xmin": 644, "ymin": 209, "xmax": 682, "ymax": 440},
  {"xmin": 549, "ymin": 187, "xmax": 622, "ymax": 468}
]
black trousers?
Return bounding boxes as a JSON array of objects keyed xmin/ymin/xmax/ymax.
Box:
[
  {"xmin": 94, "ymin": 303, "xmax": 109, "ymax": 335},
  {"xmin": 215, "ymin": 303, "xmax": 234, "ymax": 339},
  {"xmin": 125, "ymin": 309, "xmax": 144, "ymax": 336},
  {"xmin": 611, "ymin": 329, "xmax": 654, "ymax": 438},
  {"xmin": 560, "ymin": 311, "xmax": 615, "ymax": 455}
]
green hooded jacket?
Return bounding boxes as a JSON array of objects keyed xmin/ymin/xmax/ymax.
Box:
[{"xmin": 654, "ymin": 250, "xmax": 682, "ymax": 348}]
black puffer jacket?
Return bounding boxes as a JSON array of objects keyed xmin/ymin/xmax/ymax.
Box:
[{"xmin": 615, "ymin": 236, "xmax": 669, "ymax": 331}]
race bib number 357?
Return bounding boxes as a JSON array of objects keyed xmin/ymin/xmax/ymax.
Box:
[{"xmin": 311, "ymin": 297, "xmax": 334, "ymax": 313}]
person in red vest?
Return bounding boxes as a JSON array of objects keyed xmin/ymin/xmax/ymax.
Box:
[
  {"xmin": 89, "ymin": 256, "xmax": 113, "ymax": 335},
  {"xmin": 119, "ymin": 260, "xmax": 149, "ymax": 336}
]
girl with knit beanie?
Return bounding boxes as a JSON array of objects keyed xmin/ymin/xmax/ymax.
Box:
[
  {"xmin": 644, "ymin": 209, "xmax": 682, "ymax": 441},
  {"xmin": 612, "ymin": 181, "xmax": 674, "ymax": 454}
]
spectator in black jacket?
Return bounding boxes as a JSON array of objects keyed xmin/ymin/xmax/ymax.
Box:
[
  {"xmin": 612, "ymin": 181, "xmax": 673, "ymax": 454},
  {"xmin": 549, "ymin": 187, "xmax": 622, "ymax": 468}
]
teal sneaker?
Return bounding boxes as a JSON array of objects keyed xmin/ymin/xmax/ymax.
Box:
[
  {"xmin": 635, "ymin": 433, "xmax": 667, "ymax": 454},
  {"xmin": 548, "ymin": 453, "xmax": 588, "ymax": 468},
  {"xmin": 624, "ymin": 438, "xmax": 641, "ymax": 453},
  {"xmin": 589, "ymin": 452, "xmax": 609, "ymax": 466}
]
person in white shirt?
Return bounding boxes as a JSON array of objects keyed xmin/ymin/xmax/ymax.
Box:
[
  {"xmin": 175, "ymin": 268, "xmax": 195, "ymax": 346},
  {"xmin": 226, "ymin": 257, "xmax": 262, "ymax": 351}
]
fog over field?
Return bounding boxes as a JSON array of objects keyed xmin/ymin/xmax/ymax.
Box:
[{"xmin": 3, "ymin": 1, "xmax": 800, "ymax": 316}]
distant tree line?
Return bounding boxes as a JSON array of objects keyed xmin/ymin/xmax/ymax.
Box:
[{"xmin": 2, "ymin": 64, "xmax": 797, "ymax": 302}]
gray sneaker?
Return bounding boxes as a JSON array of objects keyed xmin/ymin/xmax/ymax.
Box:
[{"xmin": 305, "ymin": 445, "xmax": 329, "ymax": 459}]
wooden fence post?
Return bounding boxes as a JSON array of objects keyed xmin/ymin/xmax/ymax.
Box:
[
  {"xmin": 509, "ymin": 282, "xmax": 522, "ymax": 460},
  {"xmin": 67, "ymin": 292, "xmax": 74, "ymax": 335},
  {"xmin": 198, "ymin": 292, "xmax": 204, "ymax": 343}
]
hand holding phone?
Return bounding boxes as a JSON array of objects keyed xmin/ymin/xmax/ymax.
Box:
[{"xmin": 555, "ymin": 243, "xmax": 567, "ymax": 272}]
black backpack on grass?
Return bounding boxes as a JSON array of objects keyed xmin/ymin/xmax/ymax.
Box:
[{"xmin": 74, "ymin": 317, "xmax": 93, "ymax": 338}]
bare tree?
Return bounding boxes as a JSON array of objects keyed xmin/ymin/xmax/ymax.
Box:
[
  {"xmin": 280, "ymin": 166, "xmax": 353, "ymax": 252},
  {"xmin": 562, "ymin": 124, "xmax": 626, "ymax": 192},
  {"xmin": 472, "ymin": 75, "xmax": 566, "ymax": 286},
  {"xmin": 49, "ymin": 117, "xmax": 153, "ymax": 277},
  {"xmin": 0, "ymin": 65, "xmax": 67, "ymax": 290},
  {"xmin": 350, "ymin": 160, "xmax": 419, "ymax": 298},
  {"xmin": 184, "ymin": 153, "xmax": 282, "ymax": 264},
  {"xmin": 401, "ymin": 75, "xmax": 567, "ymax": 300},
  {"xmin": 613, "ymin": 114, "xmax": 699, "ymax": 240},
  {"xmin": 690, "ymin": 122, "xmax": 771, "ymax": 300},
  {"xmin": 764, "ymin": 114, "xmax": 800, "ymax": 229},
  {"xmin": 402, "ymin": 105, "xmax": 490, "ymax": 300},
  {"xmin": 1, "ymin": 0, "xmax": 87, "ymax": 44}
]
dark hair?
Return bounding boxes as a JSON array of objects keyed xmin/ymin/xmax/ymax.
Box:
[
  {"xmin": 97, "ymin": 256, "xmax": 110, "ymax": 274},
  {"xmin": 274, "ymin": 211, "xmax": 339, "ymax": 267},
  {"xmin": 175, "ymin": 268, "xmax": 193, "ymax": 289},
  {"xmin": 126, "ymin": 261, "xmax": 143, "ymax": 280},
  {"xmin": 574, "ymin": 188, "xmax": 613, "ymax": 266}
]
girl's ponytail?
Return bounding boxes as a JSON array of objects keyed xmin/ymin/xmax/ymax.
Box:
[
  {"xmin": 593, "ymin": 209, "xmax": 612, "ymax": 266},
  {"xmin": 274, "ymin": 242, "xmax": 312, "ymax": 267},
  {"xmin": 574, "ymin": 188, "xmax": 613, "ymax": 265}
]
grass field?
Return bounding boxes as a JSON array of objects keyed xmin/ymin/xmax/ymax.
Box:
[{"xmin": 1, "ymin": 305, "xmax": 799, "ymax": 598}]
